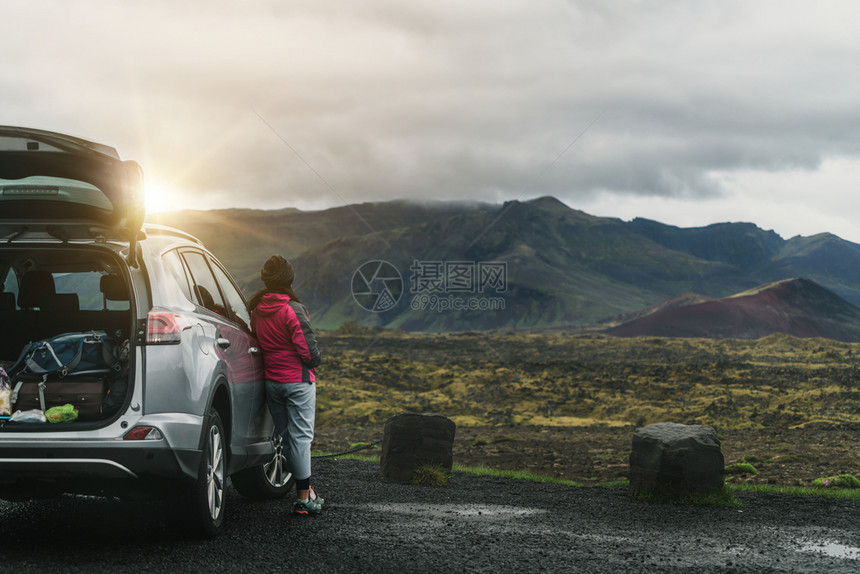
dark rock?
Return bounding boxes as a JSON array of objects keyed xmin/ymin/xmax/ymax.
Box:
[
  {"xmin": 380, "ymin": 413, "xmax": 456, "ymax": 482},
  {"xmin": 628, "ymin": 422, "xmax": 724, "ymax": 498}
]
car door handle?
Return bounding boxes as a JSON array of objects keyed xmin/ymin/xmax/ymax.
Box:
[
  {"xmin": 216, "ymin": 337, "xmax": 231, "ymax": 349},
  {"xmin": 248, "ymin": 346, "xmax": 261, "ymax": 356}
]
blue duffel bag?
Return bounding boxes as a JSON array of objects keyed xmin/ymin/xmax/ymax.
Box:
[{"xmin": 9, "ymin": 331, "xmax": 120, "ymax": 379}]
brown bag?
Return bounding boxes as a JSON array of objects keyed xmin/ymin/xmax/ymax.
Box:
[{"xmin": 13, "ymin": 378, "xmax": 106, "ymax": 420}]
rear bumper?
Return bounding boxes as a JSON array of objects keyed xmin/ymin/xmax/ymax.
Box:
[
  {"xmin": 0, "ymin": 445, "xmax": 199, "ymax": 481},
  {"xmin": 0, "ymin": 457, "xmax": 142, "ymax": 480},
  {"xmin": 0, "ymin": 412, "xmax": 204, "ymax": 492}
]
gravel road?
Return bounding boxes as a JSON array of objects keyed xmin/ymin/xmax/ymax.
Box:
[{"xmin": 1, "ymin": 458, "xmax": 858, "ymax": 573}]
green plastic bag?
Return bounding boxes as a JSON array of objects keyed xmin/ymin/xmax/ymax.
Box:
[{"xmin": 45, "ymin": 404, "xmax": 79, "ymax": 423}]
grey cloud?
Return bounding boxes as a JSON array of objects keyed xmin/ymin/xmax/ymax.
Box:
[{"xmin": 3, "ymin": 1, "xmax": 860, "ymax": 212}]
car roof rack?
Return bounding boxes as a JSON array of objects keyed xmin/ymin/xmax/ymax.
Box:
[{"xmin": 141, "ymin": 223, "xmax": 203, "ymax": 246}]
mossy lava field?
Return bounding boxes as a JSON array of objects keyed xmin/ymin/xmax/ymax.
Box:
[{"xmin": 312, "ymin": 327, "xmax": 860, "ymax": 486}]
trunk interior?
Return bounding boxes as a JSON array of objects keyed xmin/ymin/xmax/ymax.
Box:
[{"xmin": 0, "ymin": 245, "xmax": 133, "ymax": 425}]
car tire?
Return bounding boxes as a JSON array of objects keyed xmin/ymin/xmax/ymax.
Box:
[
  {"xmin": 232, "ymin": 428, "xmax": 294, "ymax": 500},
  {"xmin": 179, "ymin": 409, "xmax": 227, "ymax": 539}
]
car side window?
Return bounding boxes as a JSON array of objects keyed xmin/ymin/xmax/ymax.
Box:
[
  {"xmin": 181, "ymin": 251, "xmax": 228, "ymax": 317},
  {"xmin": 2, "ymin": 266, "xmax": 18, "ymax": 303},
  {"xmin": 162, "ymin": 249, "xmax": 193, "ymax": 302},
  {"xmin": 209, "ymin": 258, "xmax": 252, "ymax": 333}
]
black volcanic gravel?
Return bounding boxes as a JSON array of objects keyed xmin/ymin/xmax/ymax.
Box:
[{"xmin": 1, "ymin": 459, "xmax": 858, "ymax": 573}]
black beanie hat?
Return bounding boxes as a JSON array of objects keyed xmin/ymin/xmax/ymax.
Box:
[{"xmin": 261, "ymin": 255, "xmax": 295, "ymax": 289}]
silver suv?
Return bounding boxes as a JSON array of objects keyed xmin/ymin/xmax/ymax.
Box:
[{"xmin": 0, "ymin": 126, "xmax": 291, "ymax": 537}]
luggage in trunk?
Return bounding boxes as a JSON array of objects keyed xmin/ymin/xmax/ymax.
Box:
[
  {"xmin": 5, "ymin": 330, "xmax": 122, "ymax": 422},
  {"xmin": 13, "ymin": 377, "xmax": 107, "ymax": 420}
]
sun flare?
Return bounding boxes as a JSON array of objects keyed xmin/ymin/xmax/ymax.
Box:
[{"xmin": 144, "ymin": 182, "xmax": 173, "ymax": 214}]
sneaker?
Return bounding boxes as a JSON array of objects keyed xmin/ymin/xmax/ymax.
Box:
[
  {"xmin": 309, "ymin": 486, "xmax": 325, "ymax": 507},
  {"xmin": 292, "ymin": 497, "xmax": 322, "ymax": 515}
]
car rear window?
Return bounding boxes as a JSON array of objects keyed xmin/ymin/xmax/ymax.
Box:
[
  {"xmin": 54, "ymin": 271, "xmax": 128, "ymax": 311},
  {"xmin": 1, "ymin": 268, "xmax": 128, "ymax": 311}
]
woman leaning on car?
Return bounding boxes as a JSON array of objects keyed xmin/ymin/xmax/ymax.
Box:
[{"xmin": 248, "ymin": 255, "xmax": 324, "ymax": 515}]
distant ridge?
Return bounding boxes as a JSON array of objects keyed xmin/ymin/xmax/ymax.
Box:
[
  {"xmin": 146, "ymin": 197, "xmax": 860, "ymax": 335},
  {"xmin": 606, "ymin": 278, "xmax": 860, "ymax": 342}
]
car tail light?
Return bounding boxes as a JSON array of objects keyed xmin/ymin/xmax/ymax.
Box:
[
  {"xmin": 123, "ymin": 426, "xmax": 164, "ymax": 440},
  {"xmin": 146, "ymin": 310, "xmax": 190, "ymax": 344}
]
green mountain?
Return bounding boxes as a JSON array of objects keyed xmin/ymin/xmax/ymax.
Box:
[
  {"xmin": 287, "ymin": 197, "xmax": 768, "ymax": 330},
  {"xmin": 146, "ymin": 197, "xmax": 860, "ymax": 332},
  {"xmin": 147, "ymin": 200, "xmax": 494, "ymax": 287},
  {"xmin": 628, "ymin": 219, "xmax": 784, "ymax": 272},
  {"xmin": 629, "ymin": 219, "xmax": 860, "ymax": 307}
]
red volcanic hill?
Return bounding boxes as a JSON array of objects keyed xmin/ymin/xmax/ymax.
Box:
[{"xmin": 606, "ymin": 277, "xmax": 860, "ymax": 341}]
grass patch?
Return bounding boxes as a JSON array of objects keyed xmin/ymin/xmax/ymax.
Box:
[
  {"xmin": 472, "ymin": 438, "xmax": 489, "ymax": 447},
  {"xmin": 742, "ymin": 455, "xmax": 760, "ymax": 463},
  {"xmin": 348, "ymin": 441, "xmax": 380, "ymax": 451},
  {"xmin": 730, "ymin": 483, "xmax": 860, "ymax": 500},
  {"xmin": 596, "ymin": 479, "xmax": 630, "ymax": 488},
  {"xmin": 316, "ymin": 456, "xmax": 860, "ymax": 502},
  {"xmin": 411, "ymin": 465, "xmax": 451, "ymax": 486},
  {"xmin": 342, "ymin": 453, "xmax": 381, "ymax": 462},
  {"xmin": 318, "ymin": 451, "xmax": 585, "ymax": 487},
  {"xmin": 725, "ymin": 462, "xmax": 758, "ymax": 475},
  {"xmin": 636, "ymin": 486, "xmax": 742, "ymax": 508},
  {"xmin": 312, "ymin": 450, "xmax": 380, "ymax": 463},
  {"xmin": 812, "ymin": 474, "xmax": 860, "ymax": 489},
  {"xmin": 453, "ymin": 463, "xmax": 583, "ymax": 487}
]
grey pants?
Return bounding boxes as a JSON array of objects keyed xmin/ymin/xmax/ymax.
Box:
[{"xmin": 265, "ymin": 380, "xmax": 316, "ymax": 481}]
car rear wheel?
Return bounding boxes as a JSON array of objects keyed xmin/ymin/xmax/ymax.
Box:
[
  {"xmin": 232, "ymin": 428, "xmax": 294, "ymax": 500},
  {"xmin": 178, "ymin": 409, "xmax": 226, "ymax": 538}
]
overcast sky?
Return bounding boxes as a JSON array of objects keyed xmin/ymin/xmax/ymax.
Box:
[{"xmin": 4, "ymin": 1, "xmax": 860, "ymax": 241}]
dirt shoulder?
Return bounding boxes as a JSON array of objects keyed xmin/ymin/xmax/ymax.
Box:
[{"xmin": 314, "ymin": 424, "xmax": 860, "ymax": 487}]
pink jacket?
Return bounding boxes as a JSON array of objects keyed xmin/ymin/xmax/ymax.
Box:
[{"xmin": 251, "ymin": 293, "xmax": 321, "ymax": 383}]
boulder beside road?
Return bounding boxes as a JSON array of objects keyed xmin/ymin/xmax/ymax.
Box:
[
  {"xmin": 380, "ymin": 413, "xmax": 456, "ymax": 482},
  {"xmin": 628, "ymin": 422, "xmax": 725, "ymax": 498}
]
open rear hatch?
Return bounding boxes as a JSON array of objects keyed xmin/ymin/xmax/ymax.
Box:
[
  {"xmin": 0, "ymin": 128, "xmax": 138, "ymax": 426},
  {"xmin": 0, "ymin": 126, "xmax": 145, "ymax": 255}
]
